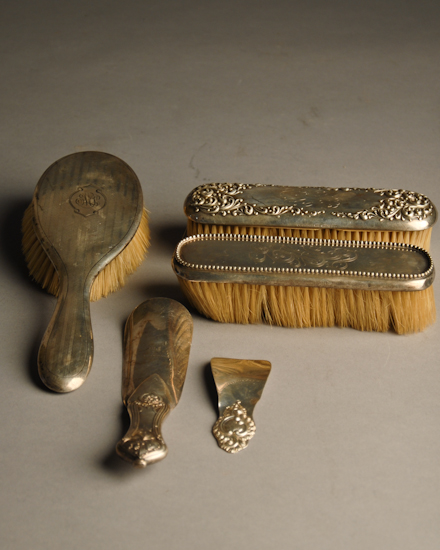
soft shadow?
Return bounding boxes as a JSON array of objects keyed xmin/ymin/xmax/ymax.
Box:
[
  {"xmin": 142, "ymin": 282, "xmax": 192, "ymax": 307},
  {"xmin": 101, "ymin": 406, "xmax": 135, "ymax": 476},
  {"xmin": 203, "ymin": 361, "xmax": 218, "ymax": 412},
  {"xmin": 0, "ymin": 197, "xmax": 34, "ymax": 285},
  {"xmin": 154, "ymin": 223, "xmax": 186, "ymax": 252},
  {"xmin": 27, "ymin": 329, "xmax": 54, "ymax": 393},
  {"xmin": 0, "ymin": 197, "xmax": 60, "ymax": 391}
]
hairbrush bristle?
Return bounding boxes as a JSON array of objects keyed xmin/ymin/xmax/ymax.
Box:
[
  {"xmin": 187, "ymin": 220, "xmax": 433, "ymax": 251},
  {"xmin": 22, "ymin": 204, "xmax": 150, "ymax": 301},
  {"xmin": 178, "ymin": 278, "xmax": 436, "ymax": 334}
]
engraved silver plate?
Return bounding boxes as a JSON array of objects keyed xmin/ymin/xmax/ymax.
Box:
[
  {"xmin": 173, "ymin": 234, "xmax": 435, "ymax": 292},
  {"xmin": 184, "ymin": 183, "xmax": 437, "ymax": 231}
]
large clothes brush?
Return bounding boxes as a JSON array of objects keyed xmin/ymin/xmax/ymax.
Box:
[
  {"xmin": 185, "ymin": 183, "xmax": 436, "ymax": 250},
  {"xmin": 22, "ymin": 152, "xmax": 150, "ymax": 392}
]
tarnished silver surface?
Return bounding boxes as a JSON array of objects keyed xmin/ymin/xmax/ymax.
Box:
[
  {"xmin": 173, "ymin": 234, "xmax": 435, "ymax": 292},
  {"xmin": 211, "ymin": 357, "xmax": 271, "ymax": 453},
  {"xmin": 33, "ymin": 152, "xmax": 144, "ymax": 392},
  {"xmin": 116, "ymin": 298, "xmax": 193, "ymax": 468},
  {"xmin": 184, "ymin": 183, "xmax": 437, "ymax": 231}
]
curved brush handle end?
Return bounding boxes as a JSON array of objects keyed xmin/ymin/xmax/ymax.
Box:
[{"xmin": 38, "ymin": 281, "xmax": 93, "ymax": 393}]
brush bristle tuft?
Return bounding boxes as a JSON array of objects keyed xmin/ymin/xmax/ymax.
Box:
[
  {"xmin": 22, "ymin": 204, "xmax": 150, "ymax": 301},
  {"xmin": 187, "ymin": 220, "xmax": 433, "ymax": 250},
  {"xmin": 178, "ymin": 278, "xmax": 436, "ymax": 334}
]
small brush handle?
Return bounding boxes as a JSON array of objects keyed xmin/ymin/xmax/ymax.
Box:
[
  {"xmin": 38, "ymin": 271, "xmax": 93, "ymax": 393},
  {"xmin": 116, "ymin": 390, "xmax": 170, "ymax": 467}
]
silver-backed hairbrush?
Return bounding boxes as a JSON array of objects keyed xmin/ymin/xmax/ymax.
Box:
[
  {"xmin": 22, "ymin": 152, "xmax": 150, "ymax": 392},
  {"xmin": 172, "ymin": 233, "xmax": 435, "ymax": 333}
]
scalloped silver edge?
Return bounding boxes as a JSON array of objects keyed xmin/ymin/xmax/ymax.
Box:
[{"xmin": 174, "ymin": 234, "xmax": 434, "ymax": 281}]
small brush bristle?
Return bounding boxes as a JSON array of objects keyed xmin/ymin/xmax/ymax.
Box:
[
  {"xmin": 187, "ymin": 221, "xmax": 433, "ymax": 251},
  {"xmin": 178, "ymin": 278, "xmax": 436, "ymax": 334},
  {"xmin": 22, "ymin": 205, "xmax": 150, "ymax": 301}
]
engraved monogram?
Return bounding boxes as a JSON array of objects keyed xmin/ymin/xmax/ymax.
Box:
[
  {"xmin": 213, "ymin": 400, "xmax": 256, "ymax": 453},
  {"xmin": 69, "ymin": 186, "xmax": 106, "ymax": 217},
  {"xmin": 254, "ymin": 245, "xmax": 358, "ymax": 270}
]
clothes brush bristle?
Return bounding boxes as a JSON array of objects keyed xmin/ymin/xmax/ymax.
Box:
[{"xmin": 178, "ymin": 278, "xmax": 435, "ymax": 334}]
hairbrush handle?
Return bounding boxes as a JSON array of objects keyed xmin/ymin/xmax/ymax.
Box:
[
  {"xmin": 38, "ymin": 272, "xmax": 93, "ymax": 393},
  {"xmin": 28, "ymin": 151, "xmax": 147, "ymax": 393}
]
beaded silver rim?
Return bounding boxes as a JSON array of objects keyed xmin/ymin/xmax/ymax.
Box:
[{"xmin": 174, "ymin": 234, "xmax": 434, "ymax": 281}]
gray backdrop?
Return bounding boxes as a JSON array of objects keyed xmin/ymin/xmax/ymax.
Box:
[{"xmin": 1, "ymin": 1, "xmax": 439, "ymax": 549}]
